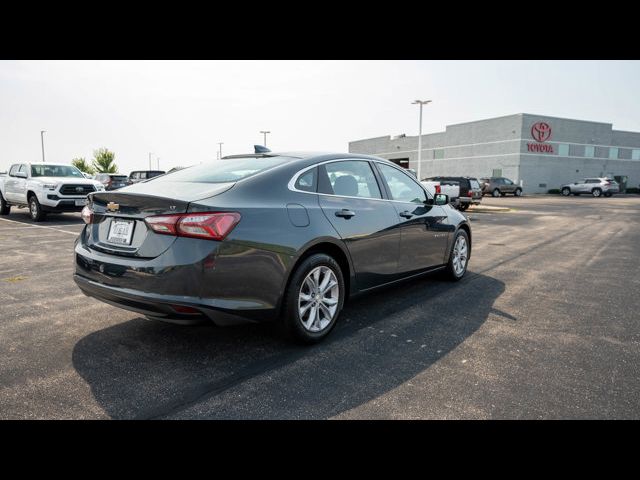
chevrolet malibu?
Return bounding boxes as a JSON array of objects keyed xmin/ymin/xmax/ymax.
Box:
[{"xmin": 74, "ymin": 150, "xmax": 472, "ymax": 343}]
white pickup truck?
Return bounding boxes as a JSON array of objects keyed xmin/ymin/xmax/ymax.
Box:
[
  {"xmin": 0, "ymin": 162, "xmax": 104, "ymax": 221},
  {"xmin": 421, "ymin": 180, "xmax": 461, "ymax": 208}
]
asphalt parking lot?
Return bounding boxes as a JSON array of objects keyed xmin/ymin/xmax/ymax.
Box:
[{"xmin": 1, "ymin": 194, "xmax": 639, "ymax": 419}]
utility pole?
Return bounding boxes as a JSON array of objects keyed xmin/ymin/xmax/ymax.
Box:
[
  {"xmin": 148, "ymin": 152, "xmax": 152, "ymax": 169},
  {"xmin": 260, "ymin": 131, "xmax": 270, "ymax": 147},
  {"xmin": 40, "ymin": 130, "xmax": 46, "ymax": 162},
  {"xmin": 218, "ymin": 142, "xmax": 223, "ymax": 159},
  {"xmin": 411, "ymin": 100, "xmax": 432, "ymax": 181}
]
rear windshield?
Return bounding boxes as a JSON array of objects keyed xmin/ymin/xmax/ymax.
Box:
[
  {"xmin": 158, "ymin": 157, "xmax": 291, "ymax": 183},
  {"xmin": 470, "ymin": 179, "xmax": 480, "ymax": 189}
]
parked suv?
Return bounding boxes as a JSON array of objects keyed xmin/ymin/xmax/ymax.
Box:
[
  {"xmin": 425, "ymin": 176, "xmax": 482, "ymax": 211},
  {"xmin": 560, "ymin": 178, "xmax": 620, "ymax": 197},
  {"xmin": 480, "ymin": 177, "xmax": 522, "ymax": 197},
  {"xmin": 0, "ymin": 162, "xmax": 104, "ymax": 221},
  {"xmin": 128, "ymin": 170, "xmax": 165, "ymax": 185},
  {"xmin": 95, "ymin": 173, "xmax": 129, "ymax": 191}
]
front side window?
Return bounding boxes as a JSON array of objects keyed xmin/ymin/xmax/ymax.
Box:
[
  {"xmin": 320, "ymin": 161, "xmax": 381, "ymax": 199},
  {"xmin": 377, "ymin": 163, "xmax": 427, "ymax": 204},
  {"xmin": 503, "ymin": 178, "xmax": 514, "ymax": 185}
]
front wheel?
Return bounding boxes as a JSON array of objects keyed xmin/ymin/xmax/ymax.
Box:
[
  {"xmin": 443, "ymin": 229, "xmax": 470, "ymax": 281},
  {"xmin": 0, "ymin": 193, "xmax": 10, "ymax": 215},
  {"xmin": 561, "ymin": 187, "xmax": 571, "ymax": 196},
  {"xmin": 280, "ymin": 253, "xmax": 345, "ymax": 344},
  {"xmin": 592, "ymin": 188, "xmax": 602, "ymax": 198},
  {"xmin": 514, "ymin": 188, "xmax": 522, "ymax": 197},
  {"xmin": 28, "ymin": 195, "xmax": 47, "ymax": 222}
]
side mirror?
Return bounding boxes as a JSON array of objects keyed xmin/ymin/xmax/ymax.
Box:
[
  {"xmin": 15, "ymin": 171, "xmax": 27, "ymax": 179},
  {"xmin": 434, "ymin": 193, "xmax": 449, "ymax": 206}
]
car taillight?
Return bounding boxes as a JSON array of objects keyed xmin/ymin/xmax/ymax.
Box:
[
  {"xmin": 145, "ymin": 212, "xmax": 241, "ymax": 241},
  {"xmin": 81, "ymin": 205, "xmax": 94, "ymax": 224},
  {"xmin": 435, "ymin": 185, "xmax": 441, "ymax": 194},
  {"xmin": 604, "ymin": 181, "xmax": 611, "ymax": 185},
  {"xmin": 468, "ymin": 190, "xmax": 473, "ymax": 197}
]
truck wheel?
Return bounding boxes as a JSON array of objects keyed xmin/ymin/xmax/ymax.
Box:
[
  {"xmin": 0, "ymin": 193, "xmax": 10, "ymax": 215},
  {"xmin": 591, "ymin": 188, "xmax": 602, "ymax": 198},
  {"xmin": 561, "ymin": 187, "xmax": 571, "ymax": 196},
  {"xmin": 492, "ymin": 189, "xmax": 500, "ymax": 197},
  {"xmin": 28, "ymin": 195, "xmax": 47, "ymax": 222}
]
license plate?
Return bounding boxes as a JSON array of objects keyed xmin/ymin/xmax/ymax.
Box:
[
  {"xmin": 75, "ymin": 199, "xmax": 87, "ymax": 206},
  {"xmin": 107, "ymin": 219, "xmax": 135, "ymax": 245}
]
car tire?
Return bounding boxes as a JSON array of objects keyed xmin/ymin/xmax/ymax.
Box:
[
  {"xmin": 604, "ymin": 192, "xmax": 612, "ymax": 197},
  {"xmin": 514, "ymin": 188, "xmax": 522, "ymax": 197},
  {"xmin": 561, "ymin": 187, "xmax": 571, "ymax": 196},
  {"xmin": 458, "ymin": 203, "xmax": 469, "ymax": 211},
  {"xmin": 592, "ymin": 188, "xmax": 602, "ymax": 198},
  {"xmin": 443, "ymin": 229, "xmax": 470, "ymax": 281},
  {"xmin": 0, "ymin": 192, "xmax": 10, "ymax": 215},
  {"xmin": 492, "ymin": 188, "xmax": 500, "ymax": 197},
  {"xmin": 28, "ymin": 195, "xmax": 46, "ymax": 222},
  {"xmin": 280, "ymin": 253, "xmax": 345, "ymax": 344}
]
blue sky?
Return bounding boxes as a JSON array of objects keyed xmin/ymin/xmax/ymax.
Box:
[{"xmin": 1, "ymin": 60, "xmax": 639, "ymax": 173}]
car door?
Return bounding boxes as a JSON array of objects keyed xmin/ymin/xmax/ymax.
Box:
[
  {"xmin": 11, "ymin": 164, "xmax": 28, "ymax": 203},
  {"xmin": 578, "ymin": 179, "xmax": 591, "ymax": 193},
  {"xmin": 375, "ymin": 162, "xmax": 450, "ymax": 274},
  {"xmin": 4, "ymin": 165, "xmax": 19, "ymax": 201},
  {"xmin": 502, "ymin": 178, "xmax": 515, "ymax": 193},
  {"xmin": 317, "ymin": 159, "xmax": 400, "ymax": 290}
]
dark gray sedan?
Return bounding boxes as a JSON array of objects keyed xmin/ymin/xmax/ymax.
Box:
[{"xmin": 74, "ymin": 150, "xmax": 471, "ymax": 343}]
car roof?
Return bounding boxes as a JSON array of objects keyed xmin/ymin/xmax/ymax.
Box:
[{"xmin": 221, "ymin": 151, "xmax": 399, "ymax": 166}]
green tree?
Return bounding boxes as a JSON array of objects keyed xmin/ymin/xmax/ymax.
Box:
[
  {"xmin": 91, "ymin": 148, "xmax": 118, "ymax": 173},
  {"xmin": 71, "ymin": 157, "xmax": 95, "ymax": 174}
]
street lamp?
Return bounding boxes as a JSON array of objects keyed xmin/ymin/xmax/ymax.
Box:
[
  {"xmin": 218, "ymin": 142, "xmax": 223, "ymax": 159},
  {"xmin": 148, "ymin": 152, "xmax": 153, "ymax": 169},
  {"xmin": 260, "ymin": 131, "xmax": 270, "ymax": 147},
  {"xmin": 411, "ymin": 100, "xmax": 431, "ymax": 181},
  {"xmin": 40, "ymin": 130, "xmax": 46, "ymax": 162}
]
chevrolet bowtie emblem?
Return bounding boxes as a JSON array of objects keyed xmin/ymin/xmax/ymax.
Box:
[{"xmin": 106, "ymin": 202, "xmax": 120, "ymax": 212}]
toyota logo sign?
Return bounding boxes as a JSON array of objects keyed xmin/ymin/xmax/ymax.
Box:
[{"xmin": 531, "ymin": 122, "xmax": 552, "ymax": 142}]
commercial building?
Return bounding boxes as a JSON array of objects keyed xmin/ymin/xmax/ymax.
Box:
[{"xmin": 349, "ymin": 113, "xmax": 640, "ymax": 193}]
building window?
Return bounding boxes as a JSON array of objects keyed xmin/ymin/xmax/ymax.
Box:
[
  {"xmin": 558, "ymin": 144, "xmax": 570, "ymax": 156},
  {"xmin": 433, "ymin": 149, "xmax": 444, "ymax": 159},
  {"xmin": 585, "ymin": 145, "xmax": 595, "ymax": 157},
  {"xmin": 609, "ymin": 147, "xmax": 619, "ymax": 159},
  {"xmin": 632, "ymin": 149, "xmax": 640, "ymax": 160}
]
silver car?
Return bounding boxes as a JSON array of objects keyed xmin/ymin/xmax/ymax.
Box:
[{"xmin": 561, "ymin": 178, "xmax": 620, "ymax": 197}]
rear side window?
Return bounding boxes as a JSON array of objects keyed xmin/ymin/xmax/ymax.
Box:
[
  {"xmin": 158, "ymin": 156, "xmax": 291, "ymax": 184},
  {"xmin": 320, "ymin": 160, "xmax": 382, "ymax": 199},
  {"xmin": 295, "ymin": 168, "xmax": 317, "ymax": 192}
]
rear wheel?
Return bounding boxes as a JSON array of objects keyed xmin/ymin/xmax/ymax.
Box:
[
  {"xmin": 458, "ymin": 203, "xmax": 469, "ymax": 211},
  {"xmin": 561, "ymin": 187, "xmax": 571, "ymax": 196},
  {"xmin": 281, "ymin": 253, "xmax": 345, "ymax": 344},
  {"xmin": 492, "ymin": 188, "xmax": 500, "ymax": 197},
  {"xmin": 28, "ymin": 195, "xmax": 47, "ymax": 222},
  {"xmin": 604, "ymin": 192, "xmax": 612, "ymax": 197},
  {"xmin": 443, "ymin": 229, "xmax": 470, "ymax": 281},
  {"xmin": 592, "ymin": 188, "xmax": 602, "ymax": 198},
  {"xmin": 0, "ymin": 193, "xmax": 10, "ymax": 215}
]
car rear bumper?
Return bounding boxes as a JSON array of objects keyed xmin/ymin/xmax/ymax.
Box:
[{"xmin": 74, "ymin": 273, "xmax": 269, "ymax": 326}]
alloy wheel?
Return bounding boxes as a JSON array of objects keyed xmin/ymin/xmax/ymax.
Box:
[
  {"xmin": 298, "ymin": 266, "xmax": 339, "ymax": 332},
  {"xmin": 452, "ymin": 235, "xmax": 468, "ymax": 276}
]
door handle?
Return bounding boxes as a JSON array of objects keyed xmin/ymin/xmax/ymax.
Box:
[
  {"xmin": 399, "ymin": 211, "xmax": 413, "ymax": 219},
  {"xmin": 335, "ymin": 209, "xmax": 355, "ymax": 219}
]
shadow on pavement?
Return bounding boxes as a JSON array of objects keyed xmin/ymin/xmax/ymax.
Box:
[{"xmin": 72, "ymin": 271, "xmax": 504, "ymax": 419}]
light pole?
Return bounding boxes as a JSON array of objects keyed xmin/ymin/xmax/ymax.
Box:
[
  {"xmin": 218, "ymin": 142, "xmax": 223, "ymax": 159},
  {"xmin": 148, "ymin": 152, "xmax": 153, "ymax": 169},
  {"xmin": 40, "ymin": 130, "xmax": 46, "ymax": 162},
  {"xmin": 260, "ymin": 130, "xmax": 270, "ymax": 147},
  {"xmin": 411, "ymin": 100, "xmax": 431, "ymax": 181}
]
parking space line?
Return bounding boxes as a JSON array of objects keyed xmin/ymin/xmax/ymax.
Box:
[{"xmin": 0, "ymin": 217, "xmax": 80, "ymax": 235}]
